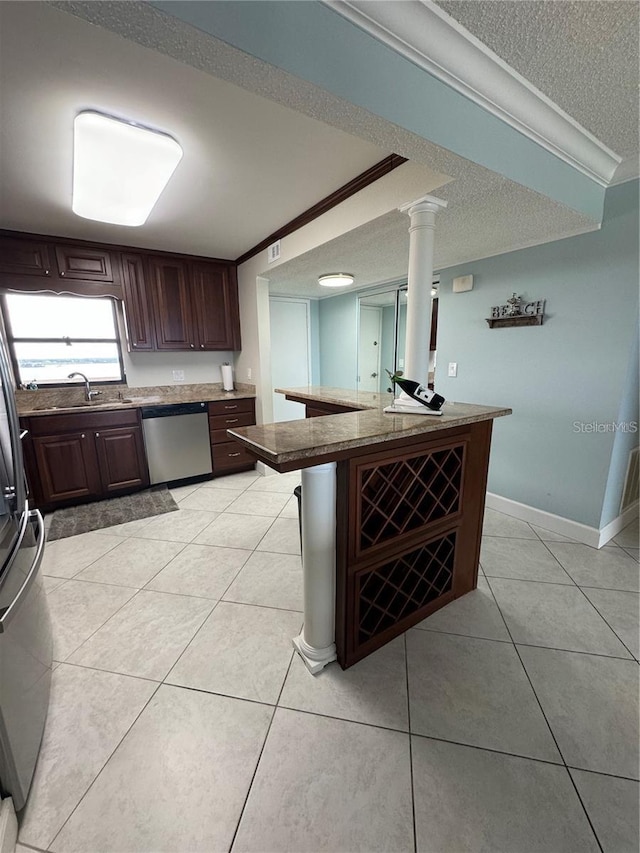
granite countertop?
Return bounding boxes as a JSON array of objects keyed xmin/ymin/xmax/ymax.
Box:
[
  {"xmin": 275, "ymin": 385, "xmax": 394, "ymax": 410},
  {"xmin": 230, "ymin": 386, "xmax": 511, "ymax": 471},
  {"xmin": 16, "ymin": 382, "xmax": 256, "ymax": 417}
]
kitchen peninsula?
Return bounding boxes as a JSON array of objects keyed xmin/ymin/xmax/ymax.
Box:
[{"xmin": 229, "ymin": 387, "xmax": 511, "ymax": 672}]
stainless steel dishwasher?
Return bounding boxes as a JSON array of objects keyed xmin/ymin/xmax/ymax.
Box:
[{"xmin": 141, "ymin": 402, "xmax": 212, "ymax": 485}]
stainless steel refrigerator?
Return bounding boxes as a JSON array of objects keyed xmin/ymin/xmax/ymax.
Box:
[{"xmin": 0, "ymin": 331, "xmax": 51, "ymax": 811}]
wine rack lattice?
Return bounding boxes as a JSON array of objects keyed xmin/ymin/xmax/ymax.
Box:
[
  {"xmin": 359, "ymin": 444, "xmax": 464, "ymax": 551},
  {"xmin": 357, "ymin": 533, "xmax": 455, "ymax": 646}
]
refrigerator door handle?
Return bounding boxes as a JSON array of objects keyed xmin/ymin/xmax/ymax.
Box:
[{"xmin": 0, "ymin": 510, "xmax": 45, "ymax": 633}]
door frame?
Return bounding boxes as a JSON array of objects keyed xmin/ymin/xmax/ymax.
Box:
[{"xmin": 268, "ymin": 296, "xmax": 312, "ymax": 413}]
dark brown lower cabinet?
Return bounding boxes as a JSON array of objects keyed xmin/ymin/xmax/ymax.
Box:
[
  {"xmin": 335, "ymin": 420, "xmax": 492, "ymax": 668},
  {"xmin": 32, "ymin": 432, "xmax": 102, "ymax": 505},
  {"xmin": 208, "ymin": 398, "xmax": 256, "ymax": 475},
  {"xmin": 95, "ymin": 427, "xmax": 149, "ymax": 493},
  {"xmin": 22, "ymin": 409, "xmax": 149, "ymax": 510}
]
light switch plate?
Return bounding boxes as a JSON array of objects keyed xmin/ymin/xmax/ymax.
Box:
[
  {"xmin": 448, "ymin": 362, "xmax": 458, "ymax": 377},
  {"xmin": 172, "ymin": 370, "xmax": 185, "ymax": 382}
]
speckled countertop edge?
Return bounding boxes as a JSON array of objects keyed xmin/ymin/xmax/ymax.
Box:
[
  {"xmin": 17, "ymin": 382, "xmax": 256, "ymax": 417},
  {"xmin": 231, "ymin": 390, "xmax": 512, "ymax": 465}
]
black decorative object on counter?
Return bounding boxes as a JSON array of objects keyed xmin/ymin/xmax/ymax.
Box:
[{"xmin": 385, "ymin": 369, "xmax": 445, "ymax": 411}]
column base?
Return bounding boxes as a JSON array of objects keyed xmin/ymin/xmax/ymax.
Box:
[{"xmin": 292, "ymin": 632, "xmax": 337, "ymax": 675}]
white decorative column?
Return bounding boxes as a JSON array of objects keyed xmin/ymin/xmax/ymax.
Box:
[
  {"xmin": 395, "ymin": 194, "xmax": 448, "ymax": 408},
  {"xmin": 292, "ymin": 462, "xmax": 338, "ymax": 674}
]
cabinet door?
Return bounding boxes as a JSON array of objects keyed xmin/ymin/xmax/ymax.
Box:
[
  {"xmin": 32, "ymin": 433, "xmax": 101, "ymax": 504},
  {"xmin": 54, "ymin": 245, "xmax": 114, "ymax": 281},
  {"xmin": 148, "ymin": 257, "xmax": 196, "ymax": 350},
  {"xmin": 94, "ymin": 426, "xmax": 149, "ymax": 493},
  {"xmin": 121, "ymin": 253, "xmax": 155, "ymax": 351},
  {"xmin": 190, "ymin": 262, "xmax": 241, "ymax": 350},
  {"xmin": 0, "ymin": 238, "xmax": 53, "ymax": 277}
]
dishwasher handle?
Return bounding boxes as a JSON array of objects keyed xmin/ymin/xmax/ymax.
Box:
[{"xmin": 140, "ymin": 402, "xmax": 207, "ymax": 419}]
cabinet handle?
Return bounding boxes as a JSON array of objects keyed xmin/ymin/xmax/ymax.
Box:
[
  {"xmin": 224, "ymin": 405, "xmax": 238, "ymax": 410},
  {"xmin": 200, "ymin": 344, "xmax": 204, "ymax": 349},
  {"xmin": 133, "ymin": 343, "xmax": 137, "ymax": 348},
  {"xmin": 60, "ymin": 271, "xmax": 65, "ymax": 276},
  {"xmin": 190, "ymin": 343, "xmax": 195, "ymax": 348},
  {"xmin": 228, "ymin": 452, "xmax": 241, "ymax": 458},
  {"xmin": 226, "ymin": 418, "xmax": 239, "ymax": 424},
  {"xmin": 81, "ymin": 433, "xmax": 85, "ymax": 439},
  {"xmin": 44, "ymin": 269, "xmax": 50, "ymax": 275},
  {"xmin": 95, "ymin": 432, "xmax": 100, "ymax": 437}
]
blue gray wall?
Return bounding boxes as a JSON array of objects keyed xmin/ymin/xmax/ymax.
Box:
[
  {"xmin": 601, "ymin": 329, "xmax": 639, "ymax": 526},
  {"xmin": 318, "ymin": 291, "xmax": 358, "ymax": 389},
  {"xmin": 309, "ymin": 299, "xmax": 321, "ymax": 385},
  {"xmin": 436, "ymin": 180, "xmax": 639, "ymax": 528}
]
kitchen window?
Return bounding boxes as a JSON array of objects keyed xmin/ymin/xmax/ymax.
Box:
[{"xmin": 1, "ymin": 293, "xmax": 125, "ymax": 386}]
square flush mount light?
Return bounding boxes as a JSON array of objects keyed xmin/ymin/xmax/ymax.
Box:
[
  {"xmin": 73, "ymin": 112, "xmax": 183, "ymax": 226},
  {"xmin": 318, "ymin": 273, "xmax": 354, "ymax": 288}
]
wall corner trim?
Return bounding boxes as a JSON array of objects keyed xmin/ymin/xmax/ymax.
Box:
[{"xmin": 325, "ymin": 0, "xmax": 621, "ymax": 186}]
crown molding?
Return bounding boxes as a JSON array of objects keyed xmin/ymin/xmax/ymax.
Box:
[
  {"xmin": 325, "ymin": 0, "xmax": 621, "ymax": 187},
  {"xmin": 609, "ymin": 156, "xmax": 640, "ymax": 187}
]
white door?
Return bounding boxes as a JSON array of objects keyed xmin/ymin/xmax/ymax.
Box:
[
  {"xmin": 358, "ymin": 305, "xmax": 382, "ymax": 392},
  {"xmin": 269, "ymin": 298, "xmax": 311, "ymax": 422}
]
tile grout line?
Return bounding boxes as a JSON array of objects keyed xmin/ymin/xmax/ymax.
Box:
[
  {"xmin": 45, "ymin": 680, "xmax": 164, "ymax": 852},
  {"xmin": 158, "ymin": 513, "xmax": 277, "ymax": 685},
  {"xmin": 225, "ymin": 645, "xmax": 299, "ymax": 853},
  {"xmin": 536, "ymin": 538, "xmax": 639, "ymax": 660},
  {"xmin": 404, "ymin": 633, "xmax": 418, "ymax": 853},
  {"xmin": 484, "ymin": 575, "xmax": 606, "ymax": 853}
]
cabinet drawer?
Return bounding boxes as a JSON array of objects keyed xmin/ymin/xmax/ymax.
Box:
[
  {"xmin": 209, "ymin": 410, "xmax": 255, "ymax": 440},
  {"xmin": 211, "ymin": 440, "xmax": 255, "ymax": 471},
  {"xmin": 208, "ymin": 398, "xmax": 254, "ymax": 417},
  {"xmin": 28, "ymin": 408, "xmax": 140, "ymax": 436}
]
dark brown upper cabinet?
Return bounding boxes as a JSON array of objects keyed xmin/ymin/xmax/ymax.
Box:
[
  {"xmin": 120, "ymin": 253, "xmax": 156, "ymax": 351},
  {"xmin": 54, "ymin": 244, "xmax": 114, "ymax": 281},
  {"xmin": 148, "ymin": 256, "xmax": 196, "ymax": 350},
  {"xmin": 190, "ymin": 261, "xmax": 241, "ymax": 351},
  {"xmin": 0, "ymin": 237, "xmax": 53, "ymax": 277},
  {"xmin": 0, "ymin": 231, "xmax": 241, "ymax": 352}
]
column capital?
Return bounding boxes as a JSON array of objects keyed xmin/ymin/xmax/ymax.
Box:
[{"xmin": 399, "ymin": 194, "xmax": 448, "ymax": 217}]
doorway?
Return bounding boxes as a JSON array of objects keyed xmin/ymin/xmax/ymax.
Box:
[
  {"xmin": 357, "ymin": 305, "xmax": 382, "ymax": 392},
  {"xmin": 269, "ymin": 297, "xmax": 311, "ymax": 421}
]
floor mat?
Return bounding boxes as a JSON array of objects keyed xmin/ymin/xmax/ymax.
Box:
[{"xmin": 46, "ymin": 486, "xmax": 179, "ymax": 541}]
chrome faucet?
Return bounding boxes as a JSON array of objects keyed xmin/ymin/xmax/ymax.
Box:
[{"xmin": 68, "ymin": 372, "xmax": 102, "ymax": 402}]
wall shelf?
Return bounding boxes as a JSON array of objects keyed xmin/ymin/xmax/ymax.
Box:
[{"xmin": 486, "ymin": 314, "xmax": 544, "ymax": 329}]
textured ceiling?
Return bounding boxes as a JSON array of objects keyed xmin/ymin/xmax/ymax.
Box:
[
  {"xmin": 0, "ymin": 1, "xmax": 632, "ymax": 300},
  {"xmin": 0, "ymin": 2, "xmax": 391, "ymax": 258},
  {"xmin": 436, "ymin": 0, "xmax": 639, "ymax": 162}
]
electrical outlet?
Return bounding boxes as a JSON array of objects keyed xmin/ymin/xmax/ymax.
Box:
[
  {"xmin": 247, "ymin": 368, "xmax": 252, "ymax": 380},
  {"xmin": 172, "ymin": 370, "xmax": 185, "ymax": 382},
  {"xmin": 448, "ymin": 362, "xmax": 458, "ymax": 377}
]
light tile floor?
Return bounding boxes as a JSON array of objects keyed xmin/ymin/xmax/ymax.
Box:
[{"xmin": 18, "ymin": 472, "xmax": 639, "ymax": 853}]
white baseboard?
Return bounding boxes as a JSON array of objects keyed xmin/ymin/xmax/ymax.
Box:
[
  {"xmin": 0, "ymin": 797, "xmax": 17, "ymax": 853},
  {"xmin": 485, "ymin": 493, "xmax": 637, "ymax": 548},
  {"xmin": 597, "ymin": 500, "xmax": 639, "ymax": 548}
]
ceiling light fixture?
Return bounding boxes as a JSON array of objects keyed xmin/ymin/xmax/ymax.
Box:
[
  {"xmin": 318, "ymin": 273, "xmax": 354, "ymax": 288},
  {"xmin": 73, "ymin": 111, "xmax": 183, "ymax": 227}
]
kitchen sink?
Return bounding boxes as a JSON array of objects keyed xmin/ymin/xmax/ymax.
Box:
[{"xmin": 30, "ymin": 399, "xmax": 134, "ymax": 411}]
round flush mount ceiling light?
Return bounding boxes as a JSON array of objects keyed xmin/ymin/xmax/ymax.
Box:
[{"xmin": 318, "ymin": 273, "xmax": 354, "ymax": 288}]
